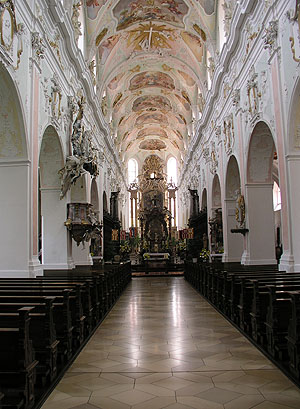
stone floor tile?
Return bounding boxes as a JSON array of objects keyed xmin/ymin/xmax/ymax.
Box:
[
  {"xmin": 135, "ymin": 383, "xmax": 175, "ymax": 396},
  {"xmin": 223, "ymin": 394, "xmax": 265, "ymax": 409},
  {"xmin": 89, "ymin": 396, "xmax": 131, "ymax": 409},
  {"xmin": 252, "ymin": 402, "xmax": 298, "ymax": 409},
  {"xmin": 177, "ymin": 396, "xmax": 224, "ymax": 409},
  {"xmin": 196, "ymin": 386, "xmax": 242, "ymax": 404},
  {"xmin": 131, "ymin": 396, "xmax": 177, "ymax": 409},
  {"xmin": 112, "ymin": 389, "xmax": 155, "ymax": 405},
  {"xmin": 41, "ymin": 397, "xmax": 89, "ymax": 409}
]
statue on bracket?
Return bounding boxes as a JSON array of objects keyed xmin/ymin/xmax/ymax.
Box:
[{"xmin": 59, "ymin": 96, "xmax": 99, "ymax": 198}]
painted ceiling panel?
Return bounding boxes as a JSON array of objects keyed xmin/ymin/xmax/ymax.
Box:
[
  {"xmin": 84, "ymin": 0, "xmax": 218, "ymax": 163},
  {"xmin": 113, "ymin": 0, "xmax": 189, "ymax": 31}
]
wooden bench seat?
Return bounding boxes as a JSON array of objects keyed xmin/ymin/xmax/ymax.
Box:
[
  {"xmin": 0, "ymin": 307, "xmax": 38, "ymax": 409},
  {"xmin": 0, "ymin": 298, "xmax": 59, "ymax": 386},
  {"xmin": 0, "ymin": 293, "xmax": 73, "ymax": 364}
]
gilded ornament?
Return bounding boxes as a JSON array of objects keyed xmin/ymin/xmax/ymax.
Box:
[
  {"xmin": 95, "ymin": 27, "xmax": 108, "ymax": 47},
  {"xmin": 193, "ymin": 24, "xmax": 206, "ymax": 41}
]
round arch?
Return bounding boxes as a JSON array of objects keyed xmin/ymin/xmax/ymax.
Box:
[
  {"xmin": 243, "ymin": 121, "xmax": 277, "ymax": 265},
  {"xmin": 247, "ymin": 121, "xmax": 275, "ymax": 184},
  {"xmin": 201, "ymin": 188, "xmax": 207, "ymax": 211},
  {"xmin": 210, "ymin": 174, "xmax": 223, "ymax": 255},
  {"xmin": 39, "ymin": 126, "xmax": 69, "ymax": 269},
  {"xmin": 103, "ymin": 191, "xmax": 108, "ymax": 213},
  {"xmin": 224, "ymin": 155, "xmax": 243, "ymax": 262},
  {"xmin": 225, "ymin": 155, "xmax": 241, "ymax": 199}
]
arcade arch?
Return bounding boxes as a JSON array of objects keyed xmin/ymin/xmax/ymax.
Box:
[
  {"xmin": 0, "ymin": 66, "xmax": 30, "ymax": 276},
  {"xmin": 242, "ymin": 121, "xmax": 277, "ymax": 265}
]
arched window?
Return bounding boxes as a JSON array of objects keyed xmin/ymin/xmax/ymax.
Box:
[
  {"xmin": 128, "ymin": 158, "xmax": 138, "ymax": 184},
  {"xmin": 273, "ymin": 181, "xmax": 281, "ymax": 211},
  {"xmin": 167, "ymin": 157, "xmax": 177, "ymax": 185}
]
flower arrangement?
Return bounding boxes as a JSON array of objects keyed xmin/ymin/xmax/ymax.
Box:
[
  {"xmin": 120, "ymin": 240, "xmax": 131, "ymax": 255},
  {"xmin": 178, "ymin": 240, "xmax": 187, "ymax": 251},
  {"xmin": 199, "ymin": 248, "xmax": 210, "ymax": 260}
]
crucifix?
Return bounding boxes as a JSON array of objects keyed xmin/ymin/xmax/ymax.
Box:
[{"xmin": 144, "ymin": 21, "xmax": 155, "ymax": 49}]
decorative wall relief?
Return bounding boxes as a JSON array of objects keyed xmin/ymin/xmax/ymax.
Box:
[
  {"xmin": 244, "ymin": 22, "xmax": 258, "ymax": 57},
  {"xmin": 215, "ymin": 125, "xmax": 222, "ymax": 145},
  {"xmin": 232, "ymin": 88, "xmax": 240, "ymax": 108},
  {"xmin": 88, "ymin": 60, "xmax": 96, "ymax": 86},
  {"xmin": 223, "ymin": 114, "xmax": 234, "ymax": 155},
  {"xmin": 47, "ymin": 32, "xmax": 64, "ymax": 69},
  {"xmin": 209, "ymin": 142, "xmax": 218, "ymax": 175},
  {"xmin": 50, "ymin": 73, "xmax": 62, "ymax": 120},
  {"xmin": 31, "ymin": 32, "xmax": 45, "ymax": 62},
  {"xmin": 246, "ymin": 65, "xmax": 260, "ymax": 117},
  {"xmin": 71, "ymin": 2, "xmax": 82, "ymax": 45},
  {"xmin": 14, "ymin": 22, "xmax": 25, "ymax": 70},
  {"xmin": 287, "ymin": 1, "xmax": 300, "ymax": 62},
  {"xmin": 207, "ymin": 56, "xmax": 215, "ymax": 82},
  {"xmin": 223, "ymin": 0, "xmax": 236, "ymax": 37},
  {"xmin": 263, "ymin": 20, "xmax": 278, "ymax": 55}
]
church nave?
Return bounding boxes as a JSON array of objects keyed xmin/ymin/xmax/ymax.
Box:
[{"xmin": 41, "ymin": 278, "xmax": 300, "ymax": 409}]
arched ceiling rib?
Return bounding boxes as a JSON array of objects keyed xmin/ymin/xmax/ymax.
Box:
[{"xmin": 84, "ymin": 0, "xmax": 217, "ymax": 164}]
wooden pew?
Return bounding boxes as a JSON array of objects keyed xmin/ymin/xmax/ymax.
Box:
[
  {"xmin": 0, "ymin": 392, "xmax": 4, "ymax": 409},
  {"xmin": 0, "ymin": 280, "xmax": 94, "ymax": 337},
  {"xmin": 287, "ymin": 291, "xmax": 300, "ymax": 380},
  {"xmin": 0, "ymin": 286, "xmax": 85, "ymax": 349},
  {"xmin": 0, "ymin": 307, "xmax": 38, "ymax": 409},
  {"xmin": 265, "ymin": 286, "xmax": 296, "ymax": 362},
  {"xmin": 238, "ymin": 276, "xmax": 300, "ymax": 334},
  {"xmin": 0, "ymin": 297, "xmax": 59, "ymax": 386},
  {"xmin": 0, "ymin": 293, "xmax": 73, "ymax": 364}
]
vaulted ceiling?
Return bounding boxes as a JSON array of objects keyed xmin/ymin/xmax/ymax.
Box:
[{"xmin": 84, "ymin": 0, "xmax": 218, "ymax": 166}]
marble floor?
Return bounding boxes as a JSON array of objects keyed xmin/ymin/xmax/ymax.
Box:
[{"xmin": 41, "ymin": 277, "xmax": 300, "ymax": 409}]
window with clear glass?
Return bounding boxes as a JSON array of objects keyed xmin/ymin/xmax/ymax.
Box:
[
  {"xmin": 273, "ymin": 181, "xmax": 281, "ymax": 211},
  {"xmin": 128, "ymin": 158, "xmax": 138, "ymax": 184},
  {"xmin": 167, "ymin": 157, "xmax": 177, "ymax": 185}
]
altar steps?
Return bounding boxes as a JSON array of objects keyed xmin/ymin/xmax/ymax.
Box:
[{"xmin": 132, "ymin": 271, "xmax": 184, "ymax": 277}]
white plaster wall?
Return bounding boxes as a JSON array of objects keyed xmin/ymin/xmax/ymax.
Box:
[
  {"xmin": 0, "ymin": 163, "xmax": 30, "ymax": 276},
  {"xmin": 243, "ymin": 184, "xmax": 276, "ymax": 265},
  {"xmin": 41, "ymin": 189, "xmax": 70, "ymax": 269}
]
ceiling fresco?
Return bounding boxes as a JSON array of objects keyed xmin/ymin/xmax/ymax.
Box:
[
  {"xmin": 132, "ymin": 95, "xmax": 172, "ymax": 112},
  {"xmin": 139, "ymin": 139, "xmax": 167, "ymax": 151},
  {"xmin": 129, "ymin": 71, "xmax": 175, "ymax": 91},
  {"xmin": 84, "ymin": 0, "xmax": 218, "ymax": 164},
  {"xmin": 113, "ymin": 0, "xmax": 189, "ymax": 31}
]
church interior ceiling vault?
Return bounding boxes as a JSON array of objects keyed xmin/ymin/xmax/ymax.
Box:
[{"xmin": 84, "ymin": 0, "xmax": 217, "ymax": 166}]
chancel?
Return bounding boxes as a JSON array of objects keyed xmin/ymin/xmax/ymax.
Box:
[{"xmin": 2, "ymin": 1, "xmax": 300, "ymax": 408}]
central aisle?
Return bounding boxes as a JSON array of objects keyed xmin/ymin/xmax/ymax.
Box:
[{"xmin": 42, "ymin": 278, "xmax": 300, "ymax": 409}]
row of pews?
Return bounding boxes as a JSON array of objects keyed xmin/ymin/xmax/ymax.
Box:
[
  {"xmin": 185, "ymin": 262, "xmax": 300, "ymax": 386},
  {"xmin": 0, "ymin": 262, "xmax": 131, "ymax": 409}
]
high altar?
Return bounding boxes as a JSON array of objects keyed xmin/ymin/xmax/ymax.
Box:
[{"xmin": 138, "ymin": 155, "xmax": 172, "ymax": 255}]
